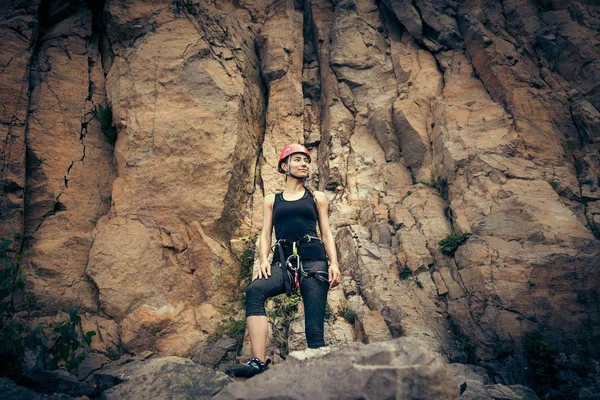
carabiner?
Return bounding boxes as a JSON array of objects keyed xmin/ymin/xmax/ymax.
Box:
[
  {"xmin": 294, "ymin": 256, "xmax": 301, "ymax": 288},
  {"xmin": 286, "ymin": 255, "xmax": 299, "ymax": 271}
]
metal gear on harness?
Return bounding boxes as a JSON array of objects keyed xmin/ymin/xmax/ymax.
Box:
[
  {"xmin": 272, "ymin": 235, "xmax": 328, "ymax": 296},
  {"xmin": 300, "ymin": 267, "xmax": 329, "ymax": 285},
  {"xmin": 285, "ymin": 254, "xmax": 301, "ymax": 290}
]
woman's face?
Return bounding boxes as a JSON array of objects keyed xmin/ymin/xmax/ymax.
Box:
[{"xmin": 284, "ymin": 153, "xmax": 310, "ymax": 177}]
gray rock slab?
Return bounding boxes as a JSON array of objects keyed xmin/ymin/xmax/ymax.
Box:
[
  {"xmin": 213, "ymin": 337, "xmax": 459, "ymax": 400},
  {"xmin": 461, "ymin": 379, "xmax": 492, "ymax": 400},
  {"xmin": 448, "ymin": 363, "xmax": 492, "ymax": 385},
  {"xmin": 77, "ymin": 352, "xmax": 110, "ymax": 380},
  {"xmin": 191, "ymin": 336, "xmax": 238, "ymax": 368},
  {"xmin": 98, "ymin": 356, "xmax": 232, "ymax": 400},
  {"xmin": 0, "ymin": 377, "xmax": 73, "ymax": 399},
  {"xmin": 23, "ymin": 368, "xmax": 94, "ymax": 397},
  {"xmin": 485, "ymin": 384, "xmax": 539, "ymax": 400}
]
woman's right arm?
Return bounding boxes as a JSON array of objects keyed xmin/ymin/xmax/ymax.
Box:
[{"xmin": 257, "ymin": 194, "xmax": 275, "ymax": 280}]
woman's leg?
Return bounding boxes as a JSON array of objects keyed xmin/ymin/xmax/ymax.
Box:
[
  {"xmin": 300, "ymin": 260, "xmax": 330, "ymax": 348},
  {"xmin": 246, "ymin": 316, "xmax": 269, "ymax": 361},
  {"xmin": 244, "ymin": 263, "xmax": 285, "ymax": 361}
]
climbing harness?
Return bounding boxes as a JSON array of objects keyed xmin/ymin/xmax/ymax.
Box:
[{"xmin": 272, "ymin": 235, "xmax": 330, "ymax": 296}]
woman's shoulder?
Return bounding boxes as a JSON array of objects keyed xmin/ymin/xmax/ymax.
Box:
[
  {"xmin": 312, "ymin": 191, "xmax": 328, "ymax": 204},
  {"xmin": 264, "ymin": 193, "xmax": 277, "ymax": 207}
]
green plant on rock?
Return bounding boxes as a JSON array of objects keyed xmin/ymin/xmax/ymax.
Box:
[
  {"xmin": 526, "ymin": 330, "xmax": 558, "ymax": 385},
  {"xmin": 420, "ymin": 176, "xmax": 449, "ymax": 199},
  {"xmin": 46, "ymin": 307, "xmax": 96, "ymax": 371},
  {"xmin": 448, "ymin": 318, "xmax": 475, "ymax": 364},
  {"xmin": 207, "ymin": 318, "xmax": 246, "ymax": 344},
  {"xmin": 268, "ymin": 293, "xmax": 302, "ymax": 357},
  {"xmin": 415, "ymin": 278, "xmax": 424, "ymax": 289},
  {"xmin": 1, "ymin": 237, "xmax": 96, "ymax": 376},
  {"xmin": 324, "ymin": 304, "xmax": 333, "ymax": 322},
  {"xmin": 492, "ymin": 342, "xmax": 514, "ymax": 359},
  {"xmin": 338, "ymin": 306, "xmax": 356, "ymax": 325},
  {"xmin": 397, "ymin": 265, "xmax": 424, "ymax": 288},
  {"xmin": 439, "ymin": 232, "xmax": 471, "ymax": 256},
  {"xmin": 172, "ymin": 0, "xmax": 198, "ymax": 15},
  {"xmin": 398, "ymin": 265, "xmax": 413, "ymax": 280},
  {"xmin": 239, "ymin": 238, "xmax": 256, "ymax": 284},
  {"xmin": 269, "ymin": 293, "xmax": 302, "ymax": 329},
  {"xmin": 204, "ymin": 315, "xmax": 247, "ymax": 369},
  {"xmin": 0, "ymin": 239, "xmax": 28, "ymax": 377},
  {"xmin": 436, "ymin": 177, "xmax": 449, "ymax": 199},
  {"xmin": 92, "ymin": 103, "xmax": 117, "ymax": 145}
]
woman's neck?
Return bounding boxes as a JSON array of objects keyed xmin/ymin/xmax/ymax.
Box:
[{"xmin": 284, "ymin": 178, "xmax": 305, "ymax": 194}]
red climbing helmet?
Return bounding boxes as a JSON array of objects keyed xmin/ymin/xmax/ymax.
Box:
[{"xmin": 277, "ymin": 143, "xmax": 311, "ymax": 174}]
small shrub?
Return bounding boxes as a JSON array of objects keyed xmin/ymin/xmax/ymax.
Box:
[
  {"xmin": 398, "ymin": 265, "xmax": 412, "ymax": 280},
  {"xmin": 448, "ymin": 318, "xmax": 475, "ymax": 363},
  {"xmin": 46, "ymin": 307, "xmax": 96, "ymax": 371},
  {"xmin": 0, "ymin": 238, "xmax": 28, "ymax": 377},
  {"xmin": 492, "ymin": 342, "xmax": 513, "ymax": 359},
  {"xmin": 526, "ymin": 331, "xmax": 558, "ymax": 385},
  {"xmin": 324, "ymin": 304, "xmax": 333, "ymax": 322},
  {"xmin": 239, "ymin": 239, "xmax": 256, "ymax": 284},
  {"xmin": 398, "ymin": 265, "xmax": 423, "ymax": 288},
  {"xmin": 269, "ymin": 293, "xmax": 302, "ymax": 329},
  {"xmin": 92, "ymin": 104, "xmax": 117, "ymax": 145},
  {"xmin": 420, "ymin": 177, "xmax": 448, "ymax": 199},
  {"xmin": 415, "ymin": 278, "xmax": 424, "ymax": 289},
  {"xmin": 268, "ymin": 293, "xmax": 302, "ymax": 357},
  {"xmin": 437, "ymin": 178, "xmax": 449, "ymax": 199},
  {"xmin": 338, "ymin": 307, "xmax": 356, "ymax": 325},
  {"xmin": 207, "ymin": 318, "xmax": 246, "ymax": 343},
  {"xmin": 439, "ymin": 232, "xmax": 471, "ymax": 256},
  {"xmin": 1, "ymin": 238, "xmax": 96, "ymax": 376},
  {"xmin": 172, "ymin": 0, "xmax": 198, "ymax": 15}
]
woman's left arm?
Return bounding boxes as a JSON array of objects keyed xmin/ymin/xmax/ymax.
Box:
[{"xmin": 315, "ymin": 191, "xmax": 341, "ymax": 288}]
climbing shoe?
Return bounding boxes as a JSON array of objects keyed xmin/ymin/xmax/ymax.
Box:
[{"xmin": 226, "ymin": 357, "xmax": 270, "ymax": 378}]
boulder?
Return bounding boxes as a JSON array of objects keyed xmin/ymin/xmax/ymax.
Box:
[
  {"xmin": 214, "ymin": 337, "xmax": 460, "ymax": 400},
  {"xmin": 0, "ymin": 377, "xmax": 73, "ymax": 400},
  {"xmin": 96, "ymin": 356, "xmax": 231, "ymax": 400}
]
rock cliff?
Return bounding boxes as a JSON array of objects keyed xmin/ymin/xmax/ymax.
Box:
[{"xmin": 1, "ymin": 0, "xmax": 599, "ymax": 395}]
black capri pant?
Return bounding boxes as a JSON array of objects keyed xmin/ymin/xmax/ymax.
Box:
[{"xmin": 245, "ymin": 260, "xmax": 329, "ymax": 348}]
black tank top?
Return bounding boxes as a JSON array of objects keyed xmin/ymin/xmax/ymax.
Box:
[{"xmin": 272, "ymin": 190, "xmax": 327, "ymax": 263}]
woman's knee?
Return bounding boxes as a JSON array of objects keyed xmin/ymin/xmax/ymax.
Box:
[
  {"xmin": 245, "ymin": 283, "xmax": 267, "ymax": 317},
  {"xmin": 245, "ymin": 283, "xmax": 264, "ymax": 301}
]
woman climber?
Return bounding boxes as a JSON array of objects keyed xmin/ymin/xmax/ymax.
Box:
[{"xmin": 227, "ymin": 143, "xmax": 341, "ymax": 378}]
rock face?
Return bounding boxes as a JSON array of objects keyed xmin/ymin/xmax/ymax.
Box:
[
  {"xmin": 0, "ymin": 0, "xmax": 40, "ymax": 248},
  {"xmin": 22, "ymin": 1, "xmax": 116, "ymax": 319},
  {"xmin": 86, "ymin": 0, "xmax": 266, "ymax": 356},
  {"xmin": 1, "ymin": 0, "xmax": 600, "ymax": 397}
]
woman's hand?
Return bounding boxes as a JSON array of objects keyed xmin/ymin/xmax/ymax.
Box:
[
  {"xmin": 255, "ymin": 260, "xmax": 271, "ymax": 280},
  {"xmin": 328, "ymin": 263, "xmax": 341, "ymax": 289}
]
